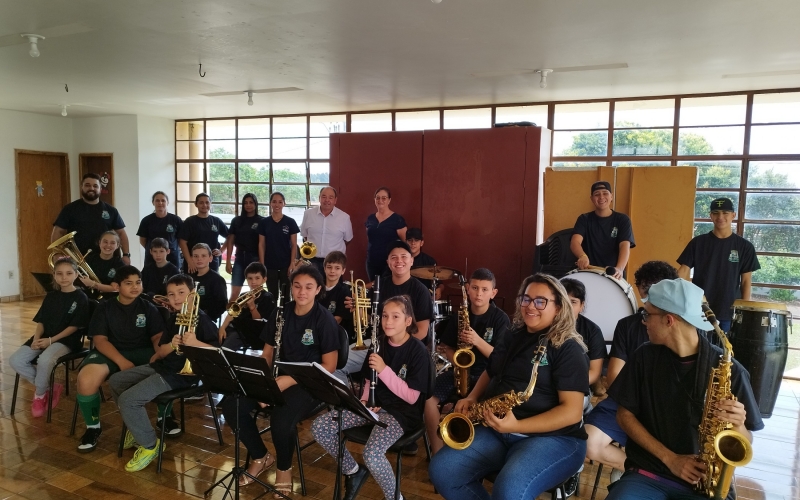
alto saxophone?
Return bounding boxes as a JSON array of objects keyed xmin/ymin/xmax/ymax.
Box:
[
  {"xmin": 453, "ymin": 278, "xmax": 475, "ymax": 397},
  {"xmin": 350, "ymin": 271, "xmax": 370, "ymax": 351},
  {"xmin": 440, "ymin": 339, "xmax": 547, "ymax": 449},
  {"xmin": 696, "ymin": 300, "xmax": 753, "ymax": 499},
  {"xmin": 272, "ymin": 289, "xmax": 284, "ymax": 378}
]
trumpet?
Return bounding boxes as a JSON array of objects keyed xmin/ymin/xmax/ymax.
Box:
[
  {"xmin": 350, "ymin": 271, "xmax": 370, "ymax": 351},
  {"xmin": 47, "ymin": 231, "xmax": 103, "ymax": 298},
  {"xmin": 227, "ymin": 284, "xmax": 268, "ymax": 317},
  {"xmin": 174, "ymin": 291, "xmax": 201, "ymax": 375},
  {"xmin": 453, "ymin": 276, "xmax": 474, "ymax": 397},
  {"xmin": 295, "ymin": 241, "xmax": 317, "ymax": 267}
]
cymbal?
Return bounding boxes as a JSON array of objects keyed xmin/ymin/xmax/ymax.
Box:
[{"xmin": 410, "ymin": 265, "xmax": 459, "ymax": 280}]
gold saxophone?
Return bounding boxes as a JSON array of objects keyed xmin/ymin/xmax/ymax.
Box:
[
  {"xmin": 453, "ymin": 280, "xmax": 475, "ymax": 397},
  {"xmin": 174, "ymin": 291, "xmax": 201, "ymax": 375},
  {"xmin": 440, "ymin": 340, "xmax": 547, "ymax": 449},
  {"xmin": 350, "ymin": 271, "xmax": 370, "ymax": 351},
  {"xmin": 227, "ymin": 284, "xmax": 268, "ymax": 318},
  {"xmin": 696, "ymin": 299, "xmax": 753, "ymax": 499}
]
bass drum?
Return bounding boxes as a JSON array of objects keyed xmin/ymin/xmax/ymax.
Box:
[{"xmin": 562, "ymin": 269, "xmax": 638, "ymax": 353}]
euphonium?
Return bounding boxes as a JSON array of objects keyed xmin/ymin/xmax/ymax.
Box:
[
  {"xmin": 227, "ymin": 284, "xmax": 267, "ymax": 317},
  {"xmin": 440, "ymin": 341, "xmax": 547, "ymax": 449},
  {"xmin": 453, "ymin": 278, "xmax": 475, "ymax": 397},
  {"xmin": 174, "ymin": 291, "xmax": 201, "ymax": 375},
  {"xmin": 350, "ymin": 271, "xmax": 370, "ymax": 351},
  {"xmin": 295, "ymin": 241, "xmax": 318, "ymax": 266},
  {"xmin": 47, "ymin": 231, "xmax": 103, "ymax": 298},
  {"xmin": 696, "ymin": 299, "xmax": 753, "ymax": 499}
]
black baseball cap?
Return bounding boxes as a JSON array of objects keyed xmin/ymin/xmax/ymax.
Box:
[
  {"xmin": 591, "ymin": 181, "xmax": 612, "ymax": 194},
  {"xmin": 710, "ymin": 198, "xmax": 735, "ymax": 212},
  {"xmin": 387, "ymin": 240, "xmax": 412, "ymax": 255},
  {"xmin": 406, "ymin": 228, "xmax": 423, "ymax": 240}
]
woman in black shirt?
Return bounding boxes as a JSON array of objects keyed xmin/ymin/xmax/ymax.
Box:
[
  {"xmin": 561, "ymin": 277, "xmax": 607, "ymax": 386},
  {"xmin": 82, "ymin": 230, "xmax": 124, "ymax": 296},
  {"xmin": 258, "ymin": 192, "xmax": 300, "ymax": 299},
  {"xmin": 364, "ymin": 187, "xmax": 407, "ymax": 280},
  {"xmin": 178, "ymin": 193, "xmax": 229, "ymax": 273},
  {"xmin": 224, "ymin": 193, "xmax": 264, "ymax": 303},
  {"xmin": 429, "ymin": 274, "xmax": 589, "ymax": 500},
  {"xmin": 137, "ymin": 191, "xmax": 183, "ymax": 269}
]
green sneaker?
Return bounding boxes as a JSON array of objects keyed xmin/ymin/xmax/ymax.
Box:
[
  {"xmin": 125, "ymin": 439, "xmax": 165, "ymax": 472},
  {"xmin": 123, "ymin": 430, "xmax": 137, "ymax": 450}
]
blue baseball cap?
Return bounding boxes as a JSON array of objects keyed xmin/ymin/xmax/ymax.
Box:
[{"xmin": 643, "ymin": 279, "xmax": 712, "ymax": 331}]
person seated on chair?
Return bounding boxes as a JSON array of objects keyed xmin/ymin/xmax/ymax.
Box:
[
  {"xmin": 189, "ymin": 243, "xmax": 228, "ymax": 323},
  {"xmin": 319, "ymin": 251, "xmax": 363, "ymax": 381},
  {"xmin": 10, "ymin": 257, "xmax": 89, "ymax": 417},
  {"xmin": 221, "ymin": 265, "xmax": 339, "ymax": 495},
  {"xmin": 80, "ymin": 230, "xmax": 125, "ymax": 296},
  {"xmin": 312, "ymin": 295, "xmax": 430, "ymax": 500},
  {"xmin": 141, "ymin": 238, "xmax": 180, "ymax": 297},
  {"xmin": 429, "ymin": 274, "xmax": 589, "ymax": 500},
  {"xmin": 219, "ymin": 262, "xmax": 275, "ymax": 350},
  {"xmin": 75, "ymin": 265, "xmax": 164, "ymax": 453},
  {"xmin": 560, "ymin": 278, "xmax": 606, "ymax": 387},
  {"xmin": 424, "ymin": 267, "xmax": 510, "ymax": 455},
  {"xmin": 109, "ymin": 274, "xmax": 219, "ymax": 472},
  {"xmin": 605, "ymin": 278, "xmax": 763, "ymax": 500}
]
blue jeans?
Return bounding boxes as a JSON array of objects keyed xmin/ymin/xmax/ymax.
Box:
[
  {"xmin": 429, "ymin": 426, "xmax": 586, "ymax": 500},
  {"xmin": 718, "ymin": 319, "xmax": 731, "ymax": 333},
  {"xmin": 231, "ymin": 251, "xmax": 259, "ymax": 286},
  {"xmin": 606, "ymin": 471, "xmax": 707, "ymax": 500}
]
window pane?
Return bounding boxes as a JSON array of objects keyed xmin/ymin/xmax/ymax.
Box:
[
  {"xmin": 206, "ymin": 120, "xmax": 236, "ymax": 139},
  {"xmin": 614, "ymin": 99, "xmax": 674, "ymax": 128},
  {"xmin": 693, "ymin": 221, "xmax": 738, "ymax": 237},
  {"xmin": 396, "ymin": 110, "xmax": 440, "ymax": 131},
  {"xmin": 748, "ymin": 161, "xmax": 800, "ymax": 189},
  {"xmin": 273, "ymin": 163, "xmax": 307, "ymax": 183},
  {"xmin": 238, "ymin": 139, "xmax": 270, "ymax": 159},
  {"xmin": 273, "ymin": 184, "xmax": 307, "ymax": 205},
  {"xmin": 678, "ymin": 127, "xmax": 744, "ymax": 155},
  {"xmin": 309, "ymin": 163, "xmax": 329, "ymax": 183},
  {"xmin": 443, "ymin": 108, "xmax": 491, "ymax": 129},
  {"xmin": 612, "ymin": 162, "xmax": 671, "ymax": 166},
  {"xmin": 177, "ymin": 182, "xmax": 204, "ymax": 202},
  {"xmin": 552, "ymin": 161, "xmax": 606, "ymax": 168},
  {"xmin": 239, "ymin": 118, "xmax": 270, "ymax": 139},
  {"xmin": 176, "ymin": 163, "xmax": 190, "ymax": 181},
  {"xmin": 752, "ymin": 256, "xmax": 800, "ymax": 286},
  {"xmin": 176, "ymin": 141, "xmax": 204, "ymax": 160},
  {"xmin": 208, "ymin": 163, "xmax": 235, "ymax": 182},
  {"xmin": 208, "ymin": 183, "xmax": 236, "ymax": 203},
  {"xmin": 743, "ymin": 224, "xmax": 800, "ymax": 253},
  {"xmin": 176, "ymin": 202, "xmax": 193, "ymax": 219},
  {"xmin": 283, "ymin": 206, "xmax": 307, "ymax": 221},
  {"xmin": 554, "ymin": 102, "xmax": 609, "ymax": 129},
  {"xmin": 553, "ymin": 131, "xmax": 608, "ymax": 156},
  {"xmin": 749, "ymin": 124, "xmax": 800, "ymax": 155},
  {"xmin": 309, "ymin": 184, "xmax": 329, "ymax": 205},
  {"xmin": 679, "ymin": 95, "xmax": 747, "ymax": 126},
  {"xmin": 176, "ymin": 121, "xmax": 204, "ymax": 140},
  {"xmin": 273, "ymin": 138, "xmax": 307, "ymax": 159},
  {"xmin": 310, "ymin": 115, "xmax": 346, "ymax": 136},
  {"xmin": 258, "ymin": 205, "xmax": 271, "ymax": 217},
  {"xmin": 495, "ymin": 105, "xmax": 548, "ymax": 128},
  {"xmin": 273, "ymin": 116, "xmax": 307, "ymax": 138},
  {"xmin": 695, "ymin": 192, "xmax": 739, "ymax": 218},
  {"xmin": 679, "ymin": 161, "xmax": 742, "ymax": 189},
  {"xmin": 752, "ymin": 92, "xmax": 800, "ymax": 123},
  {"xmin": 612, "ymin": 129, "xmax": 672, "ymax": 156},
  {"xmin": 351, "ymin": 113, "xmax": 392, "ymax": 132},
  {"xmin": 207, "ymin": 140, "xmax": 236, "ymax": 159},
  {"xmin": 746, "ymin": 193, "xmax": 800, "ymax": 221},
  {"xmin": 309, "ymin": 137, "xmax": 329, "ymax": 159},
  {"xmin": 210, "ymin": 204, "xmax": 236, "ymax": 224},
  {"xmin": 238, "ymin": 184, "xmax": 272, "ymax": 205},
  {"xmin": 239, "ymin": 162, "xmax": 270, "ymax": 182}
]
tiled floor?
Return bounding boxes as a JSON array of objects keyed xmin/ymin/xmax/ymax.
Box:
[{"xmin": 1, "ymin": 298, "xmax": 798, "ymax": 500}]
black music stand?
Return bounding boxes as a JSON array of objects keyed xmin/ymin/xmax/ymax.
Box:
[
  {"xmin": 276, "ymin": 361, "xmax": 385, "ymax": 500},
  {"xmin": 181, "ymin": 346, "xmax": 286, "ymax": 500}
]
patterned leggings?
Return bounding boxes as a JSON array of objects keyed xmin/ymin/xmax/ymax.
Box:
[{"xmin": 311, "ymin": 409, "xmax": 405, "ymax": 499}]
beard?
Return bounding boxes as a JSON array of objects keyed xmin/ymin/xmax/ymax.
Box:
[{"xmin": 82, "ymin": 190, "xmax": 99, "ymax": 201}]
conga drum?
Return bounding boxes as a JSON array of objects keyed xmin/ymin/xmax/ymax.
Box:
[{"xmin": 730, "ymin": 299, "xmax": 791, "ymax": 418}]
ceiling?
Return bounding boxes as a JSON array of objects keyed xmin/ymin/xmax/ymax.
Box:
[{"xmin": 2, "ymin": 0, "xmax": 800, "ymax": 119}]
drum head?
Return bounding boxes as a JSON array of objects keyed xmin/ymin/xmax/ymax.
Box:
[{"xmin": 563, "ymin": 270, "xmax": 637, "ymax": 347}]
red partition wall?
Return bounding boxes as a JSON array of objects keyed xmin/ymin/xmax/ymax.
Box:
[{"xmin": 330, "ymin": 131, "xmax": 424, "ymax": 281}]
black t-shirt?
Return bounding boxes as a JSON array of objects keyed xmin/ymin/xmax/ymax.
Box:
[
  {"xmin": 53, "ymin": 199, "xmax": 126, "ymax": 255},
  {"xmin": 258, "ymin": 216, "xmax": 300, "ymax": 269},
  {"xmin": 178, "ymin": 215, "xmax": 229, "ymax": 252},
  {"xmin": 229, "ymin": 214, "xmax": 264, "ymax": 255},
  {"xmin": 151, "ymin": 309, "xmax": 219, "ymax": 386},
  {"xmin": 485, "ymin": 327, "xmax": 589, "ymax": 438},
  {"xmin": 608, "ymin": 340, "xmax": 764, "ymax": 491},
  {"xmin": 85, "ymin": 253, "xmax": 125, "ymax": 285},
  {"xmin": 27, "ymin": 289, "xmax": 90, "ymax": 351},
  {"xmin": 358, "ymin": 335, "xmax": 430, "ymax": 432},
  {"xmin": 320, "ymin": 281, "xmax": 355, "ymax": 342},
  {"xmin": 411, "ymin": 252, "xmax": 437, "ymax": 290},
  {"xmin": 365, "ymin": 213, "xmax": 407, "ymax": 264},
  {"xmin": 88, "ymin": 296, "xmax": 164, "ymax": 350},
  {"xmin": 440, "ymin": 303, "xmax": 510, "ymax": 377},
  {"xmin": 261, "ymin": 301, "xmax": 340, "ymax": 369},
  {"xmin": 137, "ymin": 213, "xmax": 183, "ymax": 268},
  {"xmin": 573, "ymin": 211, "xmax": 635, "ymax": 269},
  {"xmin": 231, "ymin": 290, "xmax": 276, "ymax": 348},
  {"xmin": 142, "ymin": 263, "xmax": 181, "ymax": 296},
  {"xmin": 677, "ymin": 232, "xmax": 761, "ymax": 321},
  {"xmin": 575, "ymin": 314, "xmax": 607, "ymax": 361},
  {"xmin": 378, "ymin": 277, "xmax": 434, "ymax": 342},
  {"xmin": 609, "ymin": 309, "xmax": 649, "ymax": 362},
  {"xmin": 190, "ymin": 270, "xmax": 228, "ymax": 322}
]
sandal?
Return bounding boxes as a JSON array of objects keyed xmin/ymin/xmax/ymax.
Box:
[
  {"xmin": 239, "ymin": 453, "xmax": 275, "ymax": 486},
  {"xmin": 273, "ymin": 467, "xmax": 293, "ymax": 499}
]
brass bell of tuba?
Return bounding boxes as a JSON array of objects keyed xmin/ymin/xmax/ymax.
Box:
[
  {"xmin": 174, "ymin": 291, "xmax": 201, "ymax": 375},
  {"xmin": 47, "ymin": 231, "xmax": 104, "ymax": 298},
  {"xmin": 227, "ymin": 283, "xmax": 268, "ymax": 318},
  {"xmin": 350, "ymin": 271, "xmax": 370, "ymax": 351},
  {"xmin": 295, "ymin": 241, "xmax": 317, "ymax": 266}
]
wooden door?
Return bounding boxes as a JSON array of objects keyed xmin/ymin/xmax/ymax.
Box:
[
  {"xmin": 79, "ymin": 153, "xmax": 114, "ymax": 205},
  {"xmin": 16, "ymin": 150, "xmax": 70, "ymax": 298}
]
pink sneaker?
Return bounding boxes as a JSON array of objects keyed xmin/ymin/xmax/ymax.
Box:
[
  {"xmin": 31, "ymin": 394, "xmax": 48, "ymax": 418},
  {"xmin": 50, "ymin": 384, "xmax": 64, "ymax": 411}
]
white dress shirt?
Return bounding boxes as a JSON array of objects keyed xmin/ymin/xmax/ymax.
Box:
[{"xmin": 300, "ymin": 206, "xmax": 353, "ymax": 256}]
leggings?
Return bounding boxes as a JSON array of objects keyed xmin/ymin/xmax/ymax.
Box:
[{"xmin": 311, "ymin": 409, "xmax": 405, "ymax": 499}]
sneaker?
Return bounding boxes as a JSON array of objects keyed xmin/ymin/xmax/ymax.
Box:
[
  {"xmin": 31, "ymin": 394, "xmax": 48, "ymax": 418},
  {"xmin": 401, "ymin": 442, "xmax": 418, "ymax": 456},
  {"xmin": 158, "ymin": 416, "xmax": 182, "ymax": 437},
  {"xmin": 123, "ymin": 430, "xmax": 137, "ymax": 450},
  {"xmin": 610, "ymin": 468, "xmax": 623, "ymax": 483},
  {"xmin": 50, "ymin": 384, "xmax": 64, "ymax": 411},
  {"xmin": 125, "ymin": 439, "xmax": 164, "ymax": 472},
  {"xmin": 77, "ymin": 427, "xmax": 102, "ymax": 453},
  {"xmin": 563, "ymin": 470, "xmax": 580, "ymax": 497},
  {"xmin": 183, "ymin": 393, "xmax": 205, "ymax": 401}
]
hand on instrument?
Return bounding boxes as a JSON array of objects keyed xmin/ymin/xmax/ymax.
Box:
[
  {"xmin": 665, "ymin": 454, "xmax": 707, "ymax": 485},
  {"xmin": 576, "ymin": 254, "xmax": 590, "ymax": 270},
  {"xmin": 368, "ymin": 353, "xmax": 386, "ymax": 374},
  {"xmin": 182, "ymin": 330, "xmax": 198, "ymax": 347},
  {"xmin": 610, "ymin": 267, "xmax": 623, "ymax": 280},
  {"xmin": 226, "ymin": 260, "xmax": 233, "ymax": 274},
  {"xmin": 459, "ymin": 327, "xmax": 481, "ymax": 346},
  {"xmin": 246, "ymin": 296, "xmax": 256, "ymax": 310},
  {"xmin": 212, "ymin": 248, "xmax": 222, "ymax": 257},
  {"xmin": 79, "ymin": 276, "xmax": 96, "ymax": 289},
  {"xmin": 484, "ymin": 408, "xmax": 519, "ymax": 434},
  {"xmin": 454, "ymin": 397, "xmax": 476, "ymax": 415},
  {"xmin": 218, "ymin": 327, "xmax": 227, "ymax": 344},
  {"xmin": 715, "ymin": 399, "xmax": 747, "ymax": 429},
  {"xmin": 344, "ymin": 296, "xmax": 354, "ymax": 312},
  {"xmin": 171, "ymin": 335, "xmax": 185, "ymax": 351}
]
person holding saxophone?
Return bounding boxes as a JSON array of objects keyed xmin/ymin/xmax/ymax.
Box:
[{"xmin": 429, "ymin": 274, "xmax": 589, "ymax": 500}]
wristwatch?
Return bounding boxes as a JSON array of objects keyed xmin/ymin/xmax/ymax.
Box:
[{"xmin": 123, "ymin": 253, "xmax": 131, "ymax": 257}]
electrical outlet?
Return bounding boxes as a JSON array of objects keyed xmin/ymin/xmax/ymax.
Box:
[{"xmin": 8, "ymin": 271, "xmax": 13, "ymax": 279}]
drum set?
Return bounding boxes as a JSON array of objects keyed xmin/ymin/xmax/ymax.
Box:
[{"xmin": 409, "ymin": 265, "xmax": 460, "ymax": 374}]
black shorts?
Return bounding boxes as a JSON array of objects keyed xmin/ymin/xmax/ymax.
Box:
[{"xmin": 79, "ymin": 347, "xmax": 155, "ymax": 375}]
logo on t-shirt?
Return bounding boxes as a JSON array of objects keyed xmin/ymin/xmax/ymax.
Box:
[
  {"xmin": 483, "ymin": 328, "xmax": 494, "ymax": 342},
  {"xmin": 135, "ymin": 314, "xmax": 146, "ymax": 327},
  {"xmin": 108, "ymin": 268, "xmax": 116, "ymax": 279},
  {"xmin": 102, "ymin": 210, "xmax": 110, "ymax": 220},
  {"xmin": 729, "ymin": 250, "xmax": 739, "ymax": 263},
  {"xmin": 282, "ymin": 225, "xmax": 290, "ymax": 235},
  {"xmin": 398, "ymin": 364, "xmax": 408, "ymax": 380},
  {"xmin": 301, "ymin": 329, "xmax": 314, "ymax": 345},
  {"xmin": 251, "ymin": 223, "xmax": 259, "ymax": 230},
  {"xmin": 68, "ymin": 301, "xmax": 77, "ymax": 314},
  {"xmin": 211, "ymin": 224, "xmax": 218, "ymax": 232},
  {"xmin": 166, "ymin": 224, "xmax": 174, "ymax": 233},
  {"xmin": 610, "ymin": 227, "xmax": 618, "ymax": 238},
  {"xmin": 328, "ymin": 301, "xmax": 336, "ymax": 312},
  {"xmin": 162, "ymin": 275, "xmax": 169, "ymax": 284},
  {"xmin": 537, "ymin": 355, "xmax": 549, "ymax": 366},
  {"xmin": 197, "ymin": 285, "xmax": 206, "ymax": 296}
]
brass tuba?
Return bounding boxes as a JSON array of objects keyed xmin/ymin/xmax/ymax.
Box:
[
  {"xmin": 227, "ymin": 284, "xmax": 268, "ymax": 318},
  {"xmin": 453, "ymin": 277, "xmax": 475, "ymax": 397},
  {"xmin": 174, "ymin": 291, "xmax": 201, "ymax": 375},
  {"xmin": 47, "ymin": 231, "xmax": 103, "ymax": 297},
  {"xmin": 696, "ymin": 299, "xmax": 753, "ymax": 499},
  {"xmin": 440, "ymin": 340, "xmax": 547, "ymax": 449},
  {"xmin": 295, "ymin": 241, "xmax": 318, "ymax": 266},
  {"xmin": 350, "ymin": 271, "xmax": 370, "ymax": 350}
]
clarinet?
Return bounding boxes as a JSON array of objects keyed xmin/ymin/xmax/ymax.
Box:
[
  {"xmin": 272, "ymin": 289, "xmax": 284, "ymax": 378},
  {"xmin": 367, "ymin": 276, "xmax": 380, "ymax": 407}
]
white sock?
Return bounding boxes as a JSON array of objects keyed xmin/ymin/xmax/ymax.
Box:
[
  {"xmin": 34, "ymin": 393, "xmax": 46, "ymax": 400},
  {"xmin": 345, "ymin": 464, "xmax": 359, "ymax": 475},
  {"xmin": 86, "ymin": 423, "xmax": 100, "ymax": 429}
]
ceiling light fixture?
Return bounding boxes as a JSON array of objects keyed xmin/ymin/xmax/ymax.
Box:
[
  {"xmin": 21, "ymin": 34, "xmax": 45, "ymax": 57},
  {"xmin": 246, "ymin": 91, "xmax": 254, "ymax": 106},
  {"xmin": 534, "ymin": 69, "xmax": 553, "ymax": 88},
  {"xmin": 61, "ymin": 105, "xmax": 68, "ymax": 117}
]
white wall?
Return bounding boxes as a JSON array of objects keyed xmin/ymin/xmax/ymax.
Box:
[{"xmin": 0, "ymin": 109, "xmax": 74, "ymax": 297}]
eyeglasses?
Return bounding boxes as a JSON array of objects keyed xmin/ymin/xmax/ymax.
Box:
[
  {"xmin": 518, "ymin": 295, "xmax": 550, "ymax": 310},
  {"xmin": 375, "ymin": 196, "xmax": 389, "ymax": 201},
  {"xmin": 640, "ymin": 310, "xmax": 667, "ymax": 322}
]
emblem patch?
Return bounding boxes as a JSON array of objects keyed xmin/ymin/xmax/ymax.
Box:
[
  {"xmin": 68, "ymin": 301, "xmax": 77, "ymax": 314},
  {"xmin": 328, "ymin": 301, "xmax": 336, "ymax": 312},
  {"xmin": 610, "ymin": 227, "xmax": 618, "ymax": 238},
  {"xmin": 282, "ymin": 225, "xmax": 290, "ymax": 234},
  {"xmin": 197, "ymin": 285, "xmax": 206, "ymax": 296},
  {"xmin": 483, "ymin": 328, "xmax": 494, "ymax": 343},
  {"xmin": 135, "ymin": 314, "xmax": 146, "ymax": 327},
  {"xmin": 729, "ymin": 250, "xmax": 739, "ymax": 263},
  {"xmin": 251, "ymin": 223, "xmax": 259, "ymax": 230},
  {"xmin": 301, "ymin": 329, "xmax": 315, "ymax": 346},
  {"xmin": 108, "ymin": 268, "xmax": 116, "ymax": 278},
  {"xmin": 102, "ymin": 210, "xmax": 110, "ymax": 220},
  {"xmin": 398, "ymin": 364, "xmax": 408, "ymax": 380},
  {"xmin": 211, "ymin": 224, "xmax": 218, "ymax": 232},
  {"xmin": 166, "ymin": 224, "xmax": 174, "ymax": 233}
]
